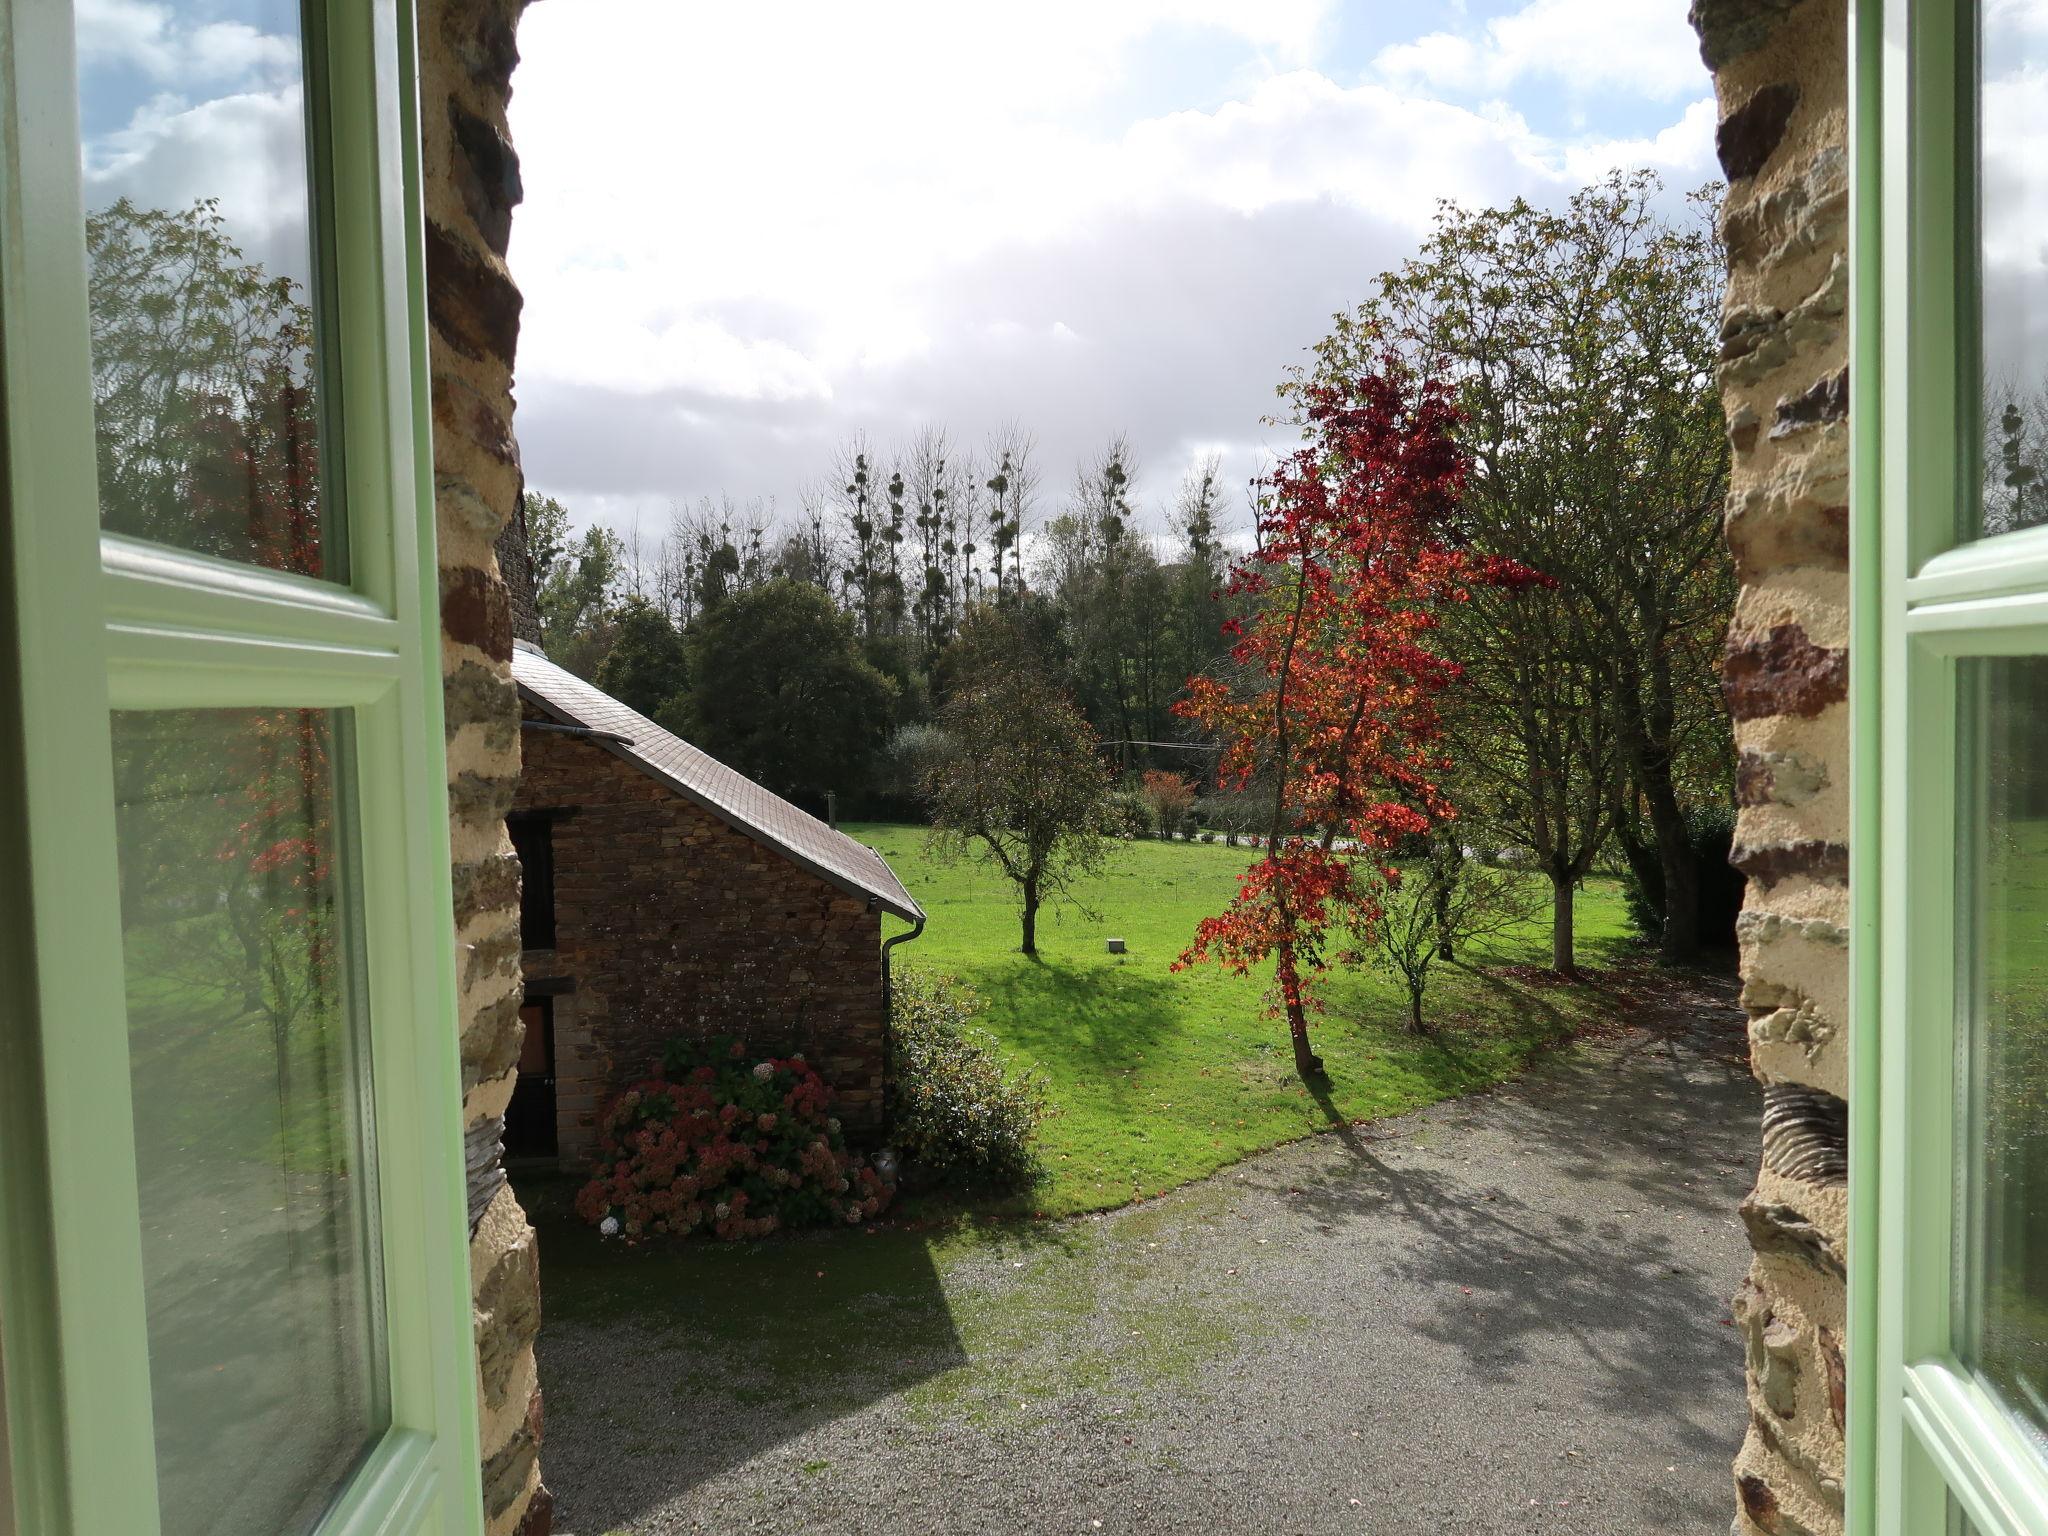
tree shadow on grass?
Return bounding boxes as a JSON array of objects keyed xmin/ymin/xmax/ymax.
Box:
[
  {"xmin": 1281, "ymin": 966, "xmax": 1755, "ymax": 1466},
  {"xmin": 521, "ymin": 1172, "xmax": 1088, "ymax": 1532},
  {"xmin": 970, "ymin": 958, "xmax": 1185, "ymax": 1095}
]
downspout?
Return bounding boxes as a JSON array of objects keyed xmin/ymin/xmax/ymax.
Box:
[{"xmin": 879, "ymin": 908, "xmax": 926, "ymax": 1129}]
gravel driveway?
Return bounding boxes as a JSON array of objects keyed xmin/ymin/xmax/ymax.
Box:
[{"xmin": 535, "ymin": 967, "xmax": 1756, "ymax": 1535}]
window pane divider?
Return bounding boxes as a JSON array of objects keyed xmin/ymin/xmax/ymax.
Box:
[
  {"xmin": 101, "ymin": 625, "xmax": 401, "ymax": 710},
  {"xmin": 102, "ymin": 533, "xmax": 399, "ymax": 644},
  {"xmin": 1904, "ymin": 1359, "xmax": 2048, "ymax": 1533},
  {"xmin": 1901, "ymin": 594, "xmax": 2048, "ymax": 647},
  {"xmin": 1907, "ymin": 524, "xmax": 2048, "ymax": 605}
]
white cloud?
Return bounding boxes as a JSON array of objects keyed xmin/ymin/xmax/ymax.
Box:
[
  {"xmin": 1374, "ymin": 0, "xmax": 1705, "ymax": 102},
  {"xmin": 75, "ymin": 1, "xmax": 310, "ymax": 281},
  {"xmin": 1118, "ymin": 72, "xmax": 1561, "ymax": 221},
  {"xmin": 1562, "ymin": 95, "xmax": 1719, "ymax": 184},
  {"xmin": 508, "ymin": 3, "xmax": 1716, "ymax": 537},
  {"xmin": 75, "ymin": 0, "xmax": 298, "ymax": 87},
  {"xmin": 82, "ymin": 85, "xmax": 312, "ymax": 285},
  {"xmin": 1979, "ymin": 54, "xmax": 2048, "ymax": 385}
]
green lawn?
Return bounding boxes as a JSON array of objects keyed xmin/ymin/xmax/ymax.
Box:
[{"xmin": 850, "ymin": 823, "xmax": 1639, "ymax": 1218}]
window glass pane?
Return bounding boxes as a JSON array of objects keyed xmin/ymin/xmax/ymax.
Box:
[
  {"xmin": 111, "ymin": 708, "xmax": 385, "ymax": 1536},
  {"xmin": 74, "ymin": 2, "xmax": 333, "ymax": 577},
  {"xmin": 1973, "ymin": 1, "xmax": 2048, "ymax": 535},
  {"xmin": 1957, "ymin": 657, "xmax": 2048, "ymax": 1453}
]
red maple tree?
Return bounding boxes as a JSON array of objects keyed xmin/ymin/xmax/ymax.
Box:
[{"xmin": 1172, "ymin": 354, "xmax": 1529, "ymax": 1079}]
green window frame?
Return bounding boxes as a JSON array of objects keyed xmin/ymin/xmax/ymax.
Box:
[
  {"xmin": 1854, "ymin": 0, "xmax": 2048, "ymax": 1530},
  {"xmin": 0, "ymin": 4, "xmax": 482, "ymax": 1535}
]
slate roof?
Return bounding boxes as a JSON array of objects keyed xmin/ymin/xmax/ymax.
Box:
[{"xmin": 511, "ymin": 640, "xmax": 923, "ymax": 922}]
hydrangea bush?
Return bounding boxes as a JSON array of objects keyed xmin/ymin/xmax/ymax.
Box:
[
  {"xmin": 574, "ymin": 1036, "xmax": 893, "ymax": 1240},
  {"xmin": 888, "ymin": 968, "xmax": 1047, "ymax": 1192}
]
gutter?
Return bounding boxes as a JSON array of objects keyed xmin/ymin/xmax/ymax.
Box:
[
  {"xmin": 519, "ymin": 719, "xmax": 636, "ymax": 747},
  {"xmin": 879, "ymin": 909, "xmax": 927, "ymax": 1128}
]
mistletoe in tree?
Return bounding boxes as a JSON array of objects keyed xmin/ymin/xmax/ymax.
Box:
[{"xmin": 1173, "ymin": 353, "xmax": 1531, "ymax": 1079}]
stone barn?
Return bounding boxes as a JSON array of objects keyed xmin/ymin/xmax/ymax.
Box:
[{"xmin": 504, "ymin": 639, "xmax": 923, "ymax": 1167}]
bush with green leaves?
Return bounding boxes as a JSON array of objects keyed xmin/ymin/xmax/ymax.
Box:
[
  {"xmin": 1105, "ymin": 788, "xmax": 1152, "ymax": 839},
  {"xmin": 869, "ymin": 722, "xmax": 957, "ymax": 819},
  {"xmin": 888, "ymin": 968, "xmax": 1047, "ymax": 1191},
  {"xmin": 1619, "ymin": 803, "xmax": 1744, "ymax": 949}
]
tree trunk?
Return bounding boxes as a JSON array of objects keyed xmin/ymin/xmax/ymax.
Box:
[
  {"xmin": 1408, "ymin": 982, "xmax": 1427, "ymax": 1034},
  {"xmin": 1653, "ymin": 809, "xmax": 1700, "ymax": 963},
  {"xmin": 1287, "ymin": 998, "xmax": 1322, "ymax": 1078},
  {"xmin": 1276, "ymin": 941, "xmax": 1324, "ymax": 1078},
  {"xmin": 1615, "ymin": 813, "xmax": 1663, "ymax": 921},
  {"xmin": 1550, "ymin": 874, "xmax": 1576, "ymax": 976},
  {"xmin": 1620, "ymin": 640, "xmax": 1701, "ymax": 964},
  {"xmin": 1021, "ymin": 875, "xmax": 1039, "ymax": 956}
]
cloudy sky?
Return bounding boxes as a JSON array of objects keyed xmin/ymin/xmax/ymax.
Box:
[
  {"xmin": 64, "ymin": 2, "xmax": 2048, "ymax": 552},
  {"xmin": 508, "ymin": 0, "xmax": 1719, "ymax": 547}
]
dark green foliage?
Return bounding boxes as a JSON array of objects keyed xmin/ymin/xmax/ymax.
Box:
[
  {"xmin": 676, "ymin": 578, "xmax": 898, "ymax": 804},
  {"xmin": 1620, "ymin": 803, "xmax": 1744, "ymax": 949},
  {"xmin": 524, "ymin": 492, "xmax": 570, "ymax": 589},
  {"xmin": 888, "ymin": 969, "xmax": 1047, "ymax": 1192},
  {"xmin": 866, "ymin": 723, "xmax": 956, "ymax": 821},
  {"xmin": 539, "ymin": 522, "xmax": 627, "ymax": 679},
  {"xmin": 934, "ymin": 595, "xmax": 1072, "ymax": 707},
  {"xmin": 595, "ymin": 595, "xmax": 689, "ymax": 720},
  {"xmin": 1104, "ymin": 789, "xmax": 1151, "ymax": 838}
]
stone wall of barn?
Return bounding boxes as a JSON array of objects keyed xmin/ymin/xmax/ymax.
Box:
[
  {"xmin": 419, "ymin": 2, "xmax": 549, "ymax": 1534},
  {"xmin": 515, "ymin": 718, "xmax": 888, "ymax": 1164},
  {"xmin": 1692, "ymin": 1, "xmax": 1852, "ymax": 1532}
]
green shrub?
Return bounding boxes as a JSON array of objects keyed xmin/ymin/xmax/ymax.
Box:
[
  {"xmin": 888, "ymin": 968, "xmax": 1047, "ymax": 1191},
  {"xmin": 1618, "ymin": 803, "xmax": 1745, "ymax": 948},
  {"xmin": 1105, "ymin": 788, "xmax": 1152, "ymax": 839}
]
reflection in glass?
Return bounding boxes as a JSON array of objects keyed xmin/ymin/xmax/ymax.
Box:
[
  {"xmin": 1975, "ymin": 1, "xmax": 2048, "ymax": 534},
  {"xmin": 112, "ymin": 709, "xmax": 384, "ymax": 1536},
  {"xmin": 75, "ymin": 2, "xmax": 330, "ymax": 575},
  {"xmin": 1957, "ymin": 659, "xmax": 2048, "ymax": 1453}
]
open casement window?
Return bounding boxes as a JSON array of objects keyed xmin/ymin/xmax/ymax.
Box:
[
  {"xmin": 0, "ymin": 4, "xmax": 481, "ymax": 1535},
  {"xmin": 1857, "ymin": 0, "xmax": 2048, "ymax": 1530}
]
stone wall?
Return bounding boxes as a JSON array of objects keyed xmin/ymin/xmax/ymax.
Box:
[
  {"xmin": 1691, "ymin": 1, "xmax": 1851, "ymax": 1532},
  {"xmin": 418, "ymin": 2, "xmax": 548, "ymax": 1534},
  {"xmin": 515, "ymin": 718, "xmax": 888, "ymax": 1163}
]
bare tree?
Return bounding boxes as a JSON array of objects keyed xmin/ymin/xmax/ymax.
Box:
[
  {"xmin": 776, "ymin": 483, "xmax": 839, "ymax": 590},
  {"xmin": 983, "ymin": 422, "xmax": 1040, "ymax": 601}
]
